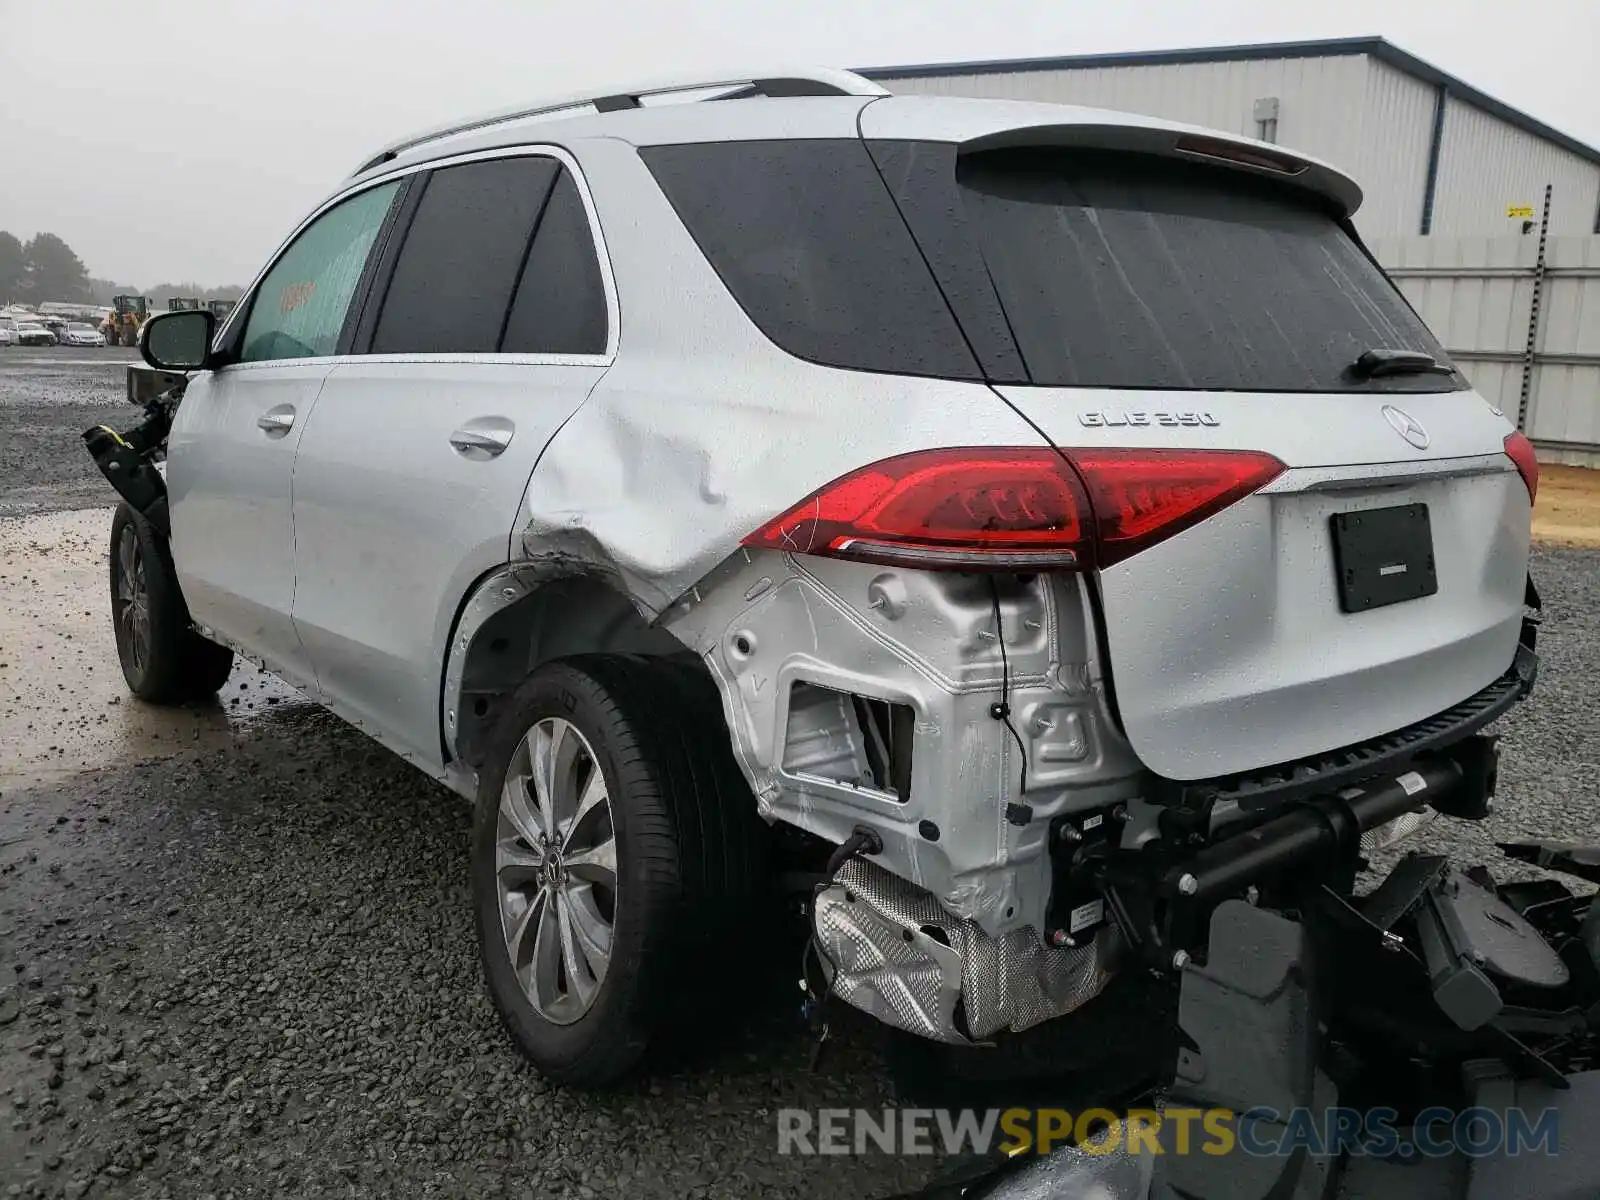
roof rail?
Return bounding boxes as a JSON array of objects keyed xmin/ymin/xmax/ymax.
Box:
[{"xmin": 350, "ymin": 67, "xmax": 887, "ymax": 177}]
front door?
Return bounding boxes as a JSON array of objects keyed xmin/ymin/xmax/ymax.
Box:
[
  {"xmin": 290, "ymin": 153, "xmax": 614, "ymax": 767},
  {"xmin": 167, "ymin": 180, "xmax": 401, "ymax": 690}
]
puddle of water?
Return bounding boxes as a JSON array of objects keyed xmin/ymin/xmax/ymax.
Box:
[{"xmin": 0, "ymin": 508, "xmax": 312, "ymax": 789}]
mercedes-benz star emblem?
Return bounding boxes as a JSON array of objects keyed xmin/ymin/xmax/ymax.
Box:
[{"xmin": 1381, "ymin": 404, "xmax": 1430, "ymax": 450}]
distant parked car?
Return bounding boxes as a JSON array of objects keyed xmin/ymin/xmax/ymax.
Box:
[
  {"xmin": 0, "ymin": 323, "xmax": 16, "ymax": 347},
  {"xmin": 14, "ymin": 322, "xmax": 58, "ymax": 346},
  {"xmin": 59, "ymin": 323, "xmax": 107, "ymax": 347}
]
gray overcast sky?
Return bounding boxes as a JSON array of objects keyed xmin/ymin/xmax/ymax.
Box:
[{"xmin": 4, "ymin": 0, "xmax": 1597, "ymax": 286}]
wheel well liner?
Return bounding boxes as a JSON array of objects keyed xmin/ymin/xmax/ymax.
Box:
[{"xmin": 443, "ymin": 567, "xmax": 698, "ymax": 769}]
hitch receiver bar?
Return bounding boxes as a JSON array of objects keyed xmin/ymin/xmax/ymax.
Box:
[{"xmin": 1161, "ymin": 754, "xmax": 1469, "ymax": 903}]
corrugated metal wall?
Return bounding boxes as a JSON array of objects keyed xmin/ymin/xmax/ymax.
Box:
[
  {"xmin": 876, "ymin": 55, "xmax": 1374, "ymax": 182},
  {"xmin": 1355, "ymin": 60, "xmax": 1436, "ymax": 237},
  {"xmin": 1531, "ymin": 237, "xmax": 1600, "ymax": 459},
  {"xmin": 1431, "ymin": 99, "xmax": 1600, "ymax": 237},
  {"xmin": 1375, "ymin": 234, "xmax": 1600, "ymax": 465},
  {"xmin": 875, "ymin": 52, "xmax": 1600, "ymax": 241}
]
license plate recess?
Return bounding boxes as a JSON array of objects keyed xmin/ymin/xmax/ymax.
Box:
[{"xmin": 1330, "ymin": 503, "xmax": 1437, "ymax": 613}]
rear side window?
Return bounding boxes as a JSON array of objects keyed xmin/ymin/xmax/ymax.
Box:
[
  {"xmin": 641, "ymin": 140, "xmax": 979, "ymax": 379},
  {"xmin": 239, "ymin": 180, "xmax": 398, "ymax": 363},
  {"xmin": 500, "ymin": 171, "xmax": 608, "ymax": 355},
  {"xmin": 955, "ymin": 148, "xmax": 1462, "ymax": 393},
  {"xmin": 371, "ymin": 157, "xmax": 559, "ymax": 354}
]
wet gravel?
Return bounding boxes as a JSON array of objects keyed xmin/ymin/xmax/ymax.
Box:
[
  {"xmin": 0, "ymin": 348, "xmax": 139, "ymax": 518},
  {"xmin": 0, "ymin": 710, "xmax": 933, "ymax": 1200},
  {"xmin": 1376, "ymin": 541, "xmax": 1600, "ymax": 874}
]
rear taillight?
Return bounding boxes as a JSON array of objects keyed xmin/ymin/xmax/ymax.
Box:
[
  {"xmin": 741, "ymin": 447, "xmax": 1284, "ymax": 571},
  {"xmin": 1068, "ymin": 448, "xmax": 1285, "ymax": 566},
  {"xmin": 1504, "ymin": 431, "xmax": 1539, "ymax": 503}
]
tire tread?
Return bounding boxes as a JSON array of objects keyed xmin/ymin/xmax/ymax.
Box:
[{"xmin": 472, "ymin": 653, "xmax": 763, "ymax": 1086}]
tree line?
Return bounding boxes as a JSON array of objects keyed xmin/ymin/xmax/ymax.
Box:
[{"xmin": 0, "ymin": 230, "xmax": 241, "ymax": 308}]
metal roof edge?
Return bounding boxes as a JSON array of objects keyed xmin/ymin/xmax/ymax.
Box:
[{"xmin": 857, "ymin": 37, "xmax": 1600, "ymax": 167}]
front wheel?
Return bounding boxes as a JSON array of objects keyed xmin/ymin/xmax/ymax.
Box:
[
  {"xmin": 472, "ymin": 655, "xmax": 764, "ymax": 1086},
  {"xmin": 109, "ymin": 503, "xmax": 234, "ymax": 703}
]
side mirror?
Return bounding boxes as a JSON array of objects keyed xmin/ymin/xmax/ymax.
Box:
[{"xmin": 139, "ymin": 309, "xmax": 216, "ymax": 371}]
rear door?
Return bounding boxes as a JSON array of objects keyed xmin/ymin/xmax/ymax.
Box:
[
  {"xmin": 289, "ymin": 149, "xmax": 613, "ymax": 768},
  {"xmin": 878, "ymin": 133, "xmax": 1528, "ymax": 781},
  {"xmin": 167, "ymin": 179, "xmax": 401, "ymax": 688}
]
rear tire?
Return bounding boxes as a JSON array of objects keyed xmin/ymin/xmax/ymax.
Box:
[
  {"xmin": 109, "ymin": 502, "xmax": 234, "ymax": 703},
  {"xmin": 472, "ymin": 654, "xmax": 764, "ymax": 1086}
]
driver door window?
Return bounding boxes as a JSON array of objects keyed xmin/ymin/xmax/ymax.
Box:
[{"xmin": 239, "ymin": 181, "xmax": 399, "ymax": 363}]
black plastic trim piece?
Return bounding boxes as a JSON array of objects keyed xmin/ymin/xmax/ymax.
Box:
[
  {"xmin": 342, "ymin": 173, "xmax": 421, "ymax": 356},
  {"xmin": 1419, "ymin": 83, "xmax": 1448, "ymax": 234},
  {"xmin": 1162, "ymin": 644, "xmax": 1537, "ymax": 814}
]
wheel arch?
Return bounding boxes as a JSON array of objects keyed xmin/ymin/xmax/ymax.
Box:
[{"xmin": 441, "ymin": 563, "xmax": 703, "ymax": 772}]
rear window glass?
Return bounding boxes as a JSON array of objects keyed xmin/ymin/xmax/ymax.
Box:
[
  {"xmin": 641, "ymin": 140, "xmax": 980, "ymax": 380},
  {"xmin": 956, "ymin": 148, "xmax": 1461, "ymax": 393}
]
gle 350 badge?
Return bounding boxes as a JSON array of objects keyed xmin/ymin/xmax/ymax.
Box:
[{"xmin": 1078, "ymin": 410, "xmax": 1220, "ymax": 428}]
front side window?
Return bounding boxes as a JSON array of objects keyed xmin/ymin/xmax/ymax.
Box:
[{"xmin": 239, "ymin": 181, "xmax": 399, "ymax": 363}]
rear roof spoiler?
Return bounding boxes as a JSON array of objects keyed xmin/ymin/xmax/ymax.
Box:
[{"xmin": 859, "ymin": 96, "xmax": 1363, "ymax": 217}]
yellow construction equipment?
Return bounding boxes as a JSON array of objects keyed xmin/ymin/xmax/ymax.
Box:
[{"xmin": 109, "ymin": 295, "xmax": 149, "ymax": 347}]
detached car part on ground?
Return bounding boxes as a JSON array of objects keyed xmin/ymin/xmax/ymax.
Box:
[{"xmin": 80, "ymin": 72, "xmax": 1596, "ymax": 1174}]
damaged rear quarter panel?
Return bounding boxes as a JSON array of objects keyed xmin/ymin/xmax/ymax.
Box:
[
  {"xmin": 664, "ymin": 550, "xmax": 1144, "ymax": 939},
  {"xmin": 508, "ymin": 135, "xmax": 1059, "ymax": 617},
  {"xmin": 501, "ymin": 136, "xmax": 1145, "ymax": 938}
]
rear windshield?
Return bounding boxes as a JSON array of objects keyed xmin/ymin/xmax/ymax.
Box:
[
  {"xmin": 644, "ymin": 139, "xmax": 1461, "ymax": 393},
  {"xmin": 956, "ymin": 148, "xmax": 1459, "ymax": 392}
]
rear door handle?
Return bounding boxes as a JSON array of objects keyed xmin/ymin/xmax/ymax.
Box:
[
  {"xmin": 257, "ymin": 405, "xmax": 296, "ymax": 436},
  {"xmin": 449, "ymin": 419, "xmax": 515, "ymax": 460}
]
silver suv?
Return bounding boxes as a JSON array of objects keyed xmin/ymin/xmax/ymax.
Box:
[{"xmin": 107, "ymin": 67, "xmax": 1540, "ymax": 1086}]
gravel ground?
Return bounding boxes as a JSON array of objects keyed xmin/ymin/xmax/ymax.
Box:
[
  {"xmin": 0, "ymin": 347, "xmax": 139, "ymax": 518},
  {"xmin": 1364, "ymin": 543, "xmax": 1600, "ymax": 878},
  {"xmin": 0, "ymin": 710, "xmax": 934, "ymax": 1200}
]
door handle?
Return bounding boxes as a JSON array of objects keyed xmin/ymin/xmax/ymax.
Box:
[
  {"xmin": 257, "ymin": 406, "xmax": 296, "ymax": 436},
  {"xmin": 449, "ymin": 421, "xmax": 514, "ymax": 460}
]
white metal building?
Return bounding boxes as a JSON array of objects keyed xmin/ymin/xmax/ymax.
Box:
[
  {"xmin": 862, "ymin": 38, "xmax": 1600, "ymax": 465},
  {"xmin": 860, "ymin": 37, "xmax": 1600, "ymax": 243}
]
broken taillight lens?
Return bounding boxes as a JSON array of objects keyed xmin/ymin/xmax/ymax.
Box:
[
  {"xmin": 742, "ymin": 447, "xmax": 1284, "ymax": 571},
  {"xmin": 1503, "ymin": 431, "xmax": 1539, "ymax": 503}
]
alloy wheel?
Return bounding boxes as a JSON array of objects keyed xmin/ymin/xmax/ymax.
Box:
[
  {"xmin": 114, "ymin": 525, "xmax": 150, "ymax": 675},
  {"xmin": 495, "ymin": 717, "xmax": 618, "ymax": 1025}
]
